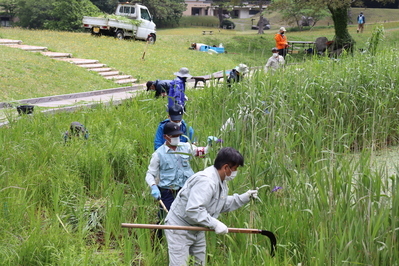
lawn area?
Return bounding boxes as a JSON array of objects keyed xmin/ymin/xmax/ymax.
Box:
[{"xmin": 1, "ymin": 7, "xmax": 399, "ymax": 101}]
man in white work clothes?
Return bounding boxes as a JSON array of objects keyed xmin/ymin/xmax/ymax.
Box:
[
  {"xmin": 164, "ymin": 147, "xmax": 259, "ymax": 265},
  {"xmin": 264, "ymin": 47, "xmax": 285, "ymax": 73}
]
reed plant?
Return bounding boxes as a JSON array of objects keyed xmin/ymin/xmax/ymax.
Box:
[{"xmin": 1, "ymin": 26, "xmax": 399, "ymax": 265}]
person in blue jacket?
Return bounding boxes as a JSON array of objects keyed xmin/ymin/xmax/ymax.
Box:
[
  {"xmin": 168, "ymin": 67, "xmax": 192, "ymax": 110},
  {"xmin": 154, "ymin": 104, "xmax": 194, "ymax": 151}
]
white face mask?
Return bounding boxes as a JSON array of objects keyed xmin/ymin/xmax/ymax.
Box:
[
  {"xmin": 225, "ymin": 166, "xmax": 238, "ymax": 181},
  {"xmin": 169, "ymin": 136, "xmax": 180, "ymax": 146},
  {"xmin": 172, "ymin": 120, "xmax": 182, "ymax": 127},
  {"xmin": 273, "ymin": 53, "xmax": 279, "ymax": 57}
]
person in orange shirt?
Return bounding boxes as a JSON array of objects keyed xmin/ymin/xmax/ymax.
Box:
[{"xmin": 274, "ymin": 27, "xmax": 288, "ymax": 58}]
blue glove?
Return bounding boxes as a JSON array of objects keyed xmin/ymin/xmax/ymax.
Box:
[
  {"xmin": 151, "ymin": 185, "xmax": 161, "ymax": 200},
  {"xmin": 207, "ymin": 136, "xmax": 218, "ymax": 146}
]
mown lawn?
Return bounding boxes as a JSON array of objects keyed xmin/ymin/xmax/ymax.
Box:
[{"xmin": 2, "ymin": 9, "xmax": 399, "ymax": 102}]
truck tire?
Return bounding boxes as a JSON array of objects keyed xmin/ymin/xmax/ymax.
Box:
[
  {"xmin": 147, "ymin": 33, "xmax": 156, "ymax": 44},
  {"xmin": 115, "ymin": 30, "xmax": 124, "ymax": 40},
  {"xmin": 91, "ymin": 27, "xmax": 101, "ymax": 37}
]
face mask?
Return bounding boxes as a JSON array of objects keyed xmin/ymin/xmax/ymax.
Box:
[
  {"xmin": 224, "ymin": 166, "xmax": 238, "ymax": 181},
  {"xmin": 175, "ymin": 122, "xmax": 182, "ymax": 127},
  {"xmin": 273, "ymin": 53, "xmax": 279, "ymax": 57},
  {"xmin": 169, "ymin": 136, "xmax": 180, "ymax": 146}
]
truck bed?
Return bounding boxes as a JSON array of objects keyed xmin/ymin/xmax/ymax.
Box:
[
  {"xmin": 82, "ymin": 16, "xmax": 109, "ymax": 28},
  {"xmin": 83, "ymin": 16, "xmax": 136, "ymax": 31}
]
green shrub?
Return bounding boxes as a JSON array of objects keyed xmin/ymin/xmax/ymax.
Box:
[{"xmin": 220, "ymin": 19, "xmax": 235, "ymax": 29}]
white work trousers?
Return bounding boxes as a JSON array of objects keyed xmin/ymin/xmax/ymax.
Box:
[{"xmin": 165, "ymin": 228, "xmax": 206, "ymax": 266}]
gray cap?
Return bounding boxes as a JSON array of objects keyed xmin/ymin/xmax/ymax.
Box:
[{"xmin": 174, "ymin": 67, "xmax": 192, "ymax": 78}]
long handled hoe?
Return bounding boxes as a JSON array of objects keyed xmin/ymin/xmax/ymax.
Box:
[{"xmin": 121, "ymin": 223, "xmax": 276, "ymax": 257}]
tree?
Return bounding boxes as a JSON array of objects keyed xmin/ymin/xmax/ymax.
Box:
[
  {"xmin": 89, "ymin": 0, "xmax": 118, "ymax": 14},
  {"xmin": 16, "ymin": 0, "xmax": 100, "ymax": 30},
  {"xmin": 0, "ymin": 0, "xmax": 17, "ymax": 22},
  {"xmin": 211, "ymin": 0, "xmax": 241, "ymax": 26},
  {"xmin": 270, "ymin": 0, "xmax": 394, "ymax": 52},
  {"xmin": 257, "ymin": 0, "xmax": 266, "ymax": 34},
  {"xmin": 268, "ymin": 0, "xmax": 329, "ymax": 30},
  {"xmin": 141, "ymin": 0, "xmax": 186, "ymax": 27},
  {"xmin": 321, "ymin": 0, "xmax": 394, "ymax": 51}
]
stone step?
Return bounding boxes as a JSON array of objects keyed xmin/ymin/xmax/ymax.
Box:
[
  {"xmin": 41, "ymin": 52, "xmax": 72, "ymax": 58},
  {"xmin": 56, "ymin": 58, "xmax": 99, "ymax": 65},
  {"xmin": 88, "ymin": 67, "xmax": 113, "ymax": 72},
  {"xmin": 98, "ymin": 71, "xmax": 120, "ymax": 77},
  {"xmin": 4, "ymin": 44, "xmax": 47, "ymax": 51},
  {"xmin": 0, "ymin": 39, "xmax": 22, "ymax": 45},
  {"xmin": 115, "ymin": 78, "xmax": 137, "ymax": 84},
  {"xmin": 105, "ymin": 75, "xmax": 132, "ymax": 80},
  {"xmin": 77, "ymin": 63, "xmax": 106, "ymax": 68}
]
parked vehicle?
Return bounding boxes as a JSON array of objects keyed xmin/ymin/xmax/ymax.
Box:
[{"xmin": 82, "ymin": 3, "xmax": 156, "ymax": 43}]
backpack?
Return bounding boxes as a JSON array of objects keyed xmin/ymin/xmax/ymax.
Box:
[
  {"xmin": 358, "ymin": 15, "xmax": 364, "ymax": 24},
  {"xmin": 168, "ymin": 78, "xmax": 186, "ymax": 108}
]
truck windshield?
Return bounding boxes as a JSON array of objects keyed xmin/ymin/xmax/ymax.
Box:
[
  {"xmin": 119, "ymin": 6, "xmax": 136, "ymax": 16},
  {"xmin": 140, "ymin": 8, "xmax": 151, "ymax": 21}
]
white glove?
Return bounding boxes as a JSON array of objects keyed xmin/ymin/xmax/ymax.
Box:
[
  {"xmin": 213, "ymin": 219, "xmax": 228, "ymax": 235},
  {"xmin": 246, "ymin": 189, "xmax": 259, "ymax": 200}
]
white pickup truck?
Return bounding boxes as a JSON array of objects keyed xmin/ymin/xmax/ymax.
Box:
[{"xmin": 82, "ymin": 3, "xmax": 156, "ymax": 43}]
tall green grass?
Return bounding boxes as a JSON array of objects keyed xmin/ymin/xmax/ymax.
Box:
[{"xmin": 1, "ymin": 26, "xmax": 399, "ymax": 265}]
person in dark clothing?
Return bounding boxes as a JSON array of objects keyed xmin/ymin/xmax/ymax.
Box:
[
  {"xmin": 63, "ymin": 122, "xmax": 89, "ymax": 143},
  {"xmin": 227, "ymin": 63, "xmax": 248, "ymax": 87},
  {"xmin": 146, "ymin": 80, "xmax": 172, "ymax": 98}
]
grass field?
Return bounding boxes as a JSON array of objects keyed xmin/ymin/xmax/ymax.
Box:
[
  {"xmin": 1, "ymin": 7, "xmax": 399, "ymax": 102},
  {"xmin": 1, "ymin": 8, "xmax": 399, "ymax": 265}
]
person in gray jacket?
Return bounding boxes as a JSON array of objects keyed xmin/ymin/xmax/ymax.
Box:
[{"xmin": 164, "ymin": 147, "xmax": 258, "ymax": 266}]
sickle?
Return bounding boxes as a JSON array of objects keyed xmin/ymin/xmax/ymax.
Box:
[{"xmin": 121, "ymin": 223, "xmax": 276, "ymax": 257}]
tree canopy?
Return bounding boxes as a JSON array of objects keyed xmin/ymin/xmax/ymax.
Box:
[
  {"xmin": 140, "ymin": 0, "xmax": 186, "ymax": 27},
  {"xmin": 8, "ymin": 0, "xmax": 100, "ymax": 30},
  {"xmin": 269, "ymin": 0, "xmax": 395, "ymax": 50}
]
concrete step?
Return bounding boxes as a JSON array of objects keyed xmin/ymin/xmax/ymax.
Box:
[
  {"xmin": 115, "ymin": 78, "xmax": 137, "ymax": 84},
  {"xmin": 105, "ymin": 75, "xmax": 132, "ymax": 80},
  {"xmin": 77, "ymin": 63, "xmax": 106, "ymax": 68},
  {"xmin": 0, "ymin": 39, "xmax": 22, "ymax": 45},
  {"xmin": 99, "ymin": 71, "xmax": 120, "ymax": 77},
  {"xmin": 56, "ymin": 58, "xmax": 99, "ymax": 65},
  {"xmin": 4, "ymin": 44, "xmax": 47, "ymax": 52},
  {"xmin": 88, "ymin": 67, "xmax": 113, "ymax": 72},
  {"xmin": 41, "ymin": 52, "xmax": 72, "ymax": 58}
]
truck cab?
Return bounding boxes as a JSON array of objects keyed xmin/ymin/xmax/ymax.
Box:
[
  {"xmin": 115, "ymin": 3, "xmax": 156, "ymax": 41},
  {"xmin": 82, "ymin": 3, "xmax": 156, "ymax": 42}
]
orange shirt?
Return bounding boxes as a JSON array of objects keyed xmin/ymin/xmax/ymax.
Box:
[{"xmin": 274, "ymin": 33, "xmax": 288, "ymax": 49}]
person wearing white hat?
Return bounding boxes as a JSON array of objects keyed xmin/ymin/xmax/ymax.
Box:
[
  {"xmin": 168, "ymin": 67, "xmax": 192, "ymax": 109},
  {"xmin": 227, "ymin": 63, "xmax": 248, "ymax": 87},
  {"xmin": 274, "ymin": 26, "xmax": 288, "ymax": 58}
]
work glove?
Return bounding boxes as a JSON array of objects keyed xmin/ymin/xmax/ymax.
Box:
[
  {"xmin": 213, "ymin": 219, "xmax": 228, "ymax": 235},
  {"xmin": 246, "ymin": 189, "xmax": 260, "ymax": 201},
  {"xmin": 207, "ymin": 136, "xmax": 223, "ymax": 146},
  {"xmin": 151, "ymin": 185, "xmax": 161, "ymax": 200}
]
